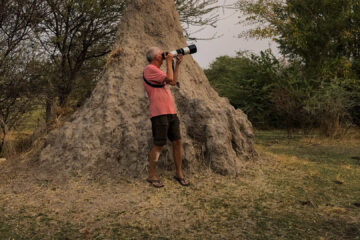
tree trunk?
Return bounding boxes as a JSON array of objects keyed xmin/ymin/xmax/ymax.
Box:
[
  {"xmin": 45, "ymin": 94, "xmax": 57, "ymax": 127},
  {"xmin": 0, "ymin": 124, "xmax": 7, "ymax": 157},
  {"xmin": 58, "ymin": 86, "xmax": 72, "ymax": 107},
  {"xmin": 38, "ymin": 0, "xmax": 257, "ymax": 179}
]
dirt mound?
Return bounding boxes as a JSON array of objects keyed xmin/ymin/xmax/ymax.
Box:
[{"xmin": 36, "ymin": 0, "xmax": 256, "ymax": 179}]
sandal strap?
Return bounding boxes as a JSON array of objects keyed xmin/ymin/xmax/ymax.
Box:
[
  {"xmin": 147, "ymin": 179, "xmax": 161, "ymax": 183},
  {"xmin": 174, "ymin": 176, "xmax": 190, "ymax": 186},
  {"xmin": 147, "ymin": 179, "xmax": 164, "ymax": 188}
]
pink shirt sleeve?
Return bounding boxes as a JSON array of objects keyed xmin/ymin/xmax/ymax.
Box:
[{"xmin": 144, "ymin": 65, "xmax": 167, "ymax": 84}]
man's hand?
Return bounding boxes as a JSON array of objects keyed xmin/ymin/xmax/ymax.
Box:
[
  {"xmin": 165, "ymin": 53, "xmax": 173, "ymax": 65},
  {"xmin": 176, "ymin": 54, "xmax": 183, "ymax": 65}
]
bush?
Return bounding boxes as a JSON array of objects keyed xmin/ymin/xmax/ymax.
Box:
[
  {"xmin": 304, "ymin": 82, "xmax": 355, "ymax": 137},
  {"xmin": 205, "ymin": 51, "xmax": 359, "ymax": 135},
  {"xmin": 205, "ymin": 50, "xmax": 282, "ymax": 128}
]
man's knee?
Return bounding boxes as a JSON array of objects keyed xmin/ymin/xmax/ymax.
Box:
[
  {"xmin": 153, "ymin": 144, "xmax": 164, "ymax": 151},
  {"xmin": 151, "ymin": 144, "xmax": 163, "ymax": 162}
]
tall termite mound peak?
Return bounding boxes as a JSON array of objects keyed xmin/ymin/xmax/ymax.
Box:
[{"xmin": 37, "ymin": 0, "xmax": 257, "ymax": 179}]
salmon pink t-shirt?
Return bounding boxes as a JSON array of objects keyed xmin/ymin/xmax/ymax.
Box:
[{"xmin": 143, "ymin": 64, "xmax": 177, "ymax": 118}]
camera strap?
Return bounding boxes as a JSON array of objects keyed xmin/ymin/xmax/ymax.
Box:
[{"xmin": 143, "ymin": 72, "xmax": 165, "ymax": 88}]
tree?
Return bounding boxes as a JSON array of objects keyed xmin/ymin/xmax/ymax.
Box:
[
  {"xmin": 0, "ymin": 0, "xmax": 40, "ymax": 154},
  {"xmin": 237, "ymin": 0, "xmax": 360, "ymax": 77},
  {"xmin": 237, "ymin": 0, "xmax": 360, "ymax": 127},
  {"xmin": 32, "ymin": 0, "xmax": 126, "ymax": 112},
  {"xmin": 175, "ymin": 0, "xmax": 220, "ymax": 40},
  {"xmin": 205, "ymin": 50, "xmax": 283, "ymax": 127}
]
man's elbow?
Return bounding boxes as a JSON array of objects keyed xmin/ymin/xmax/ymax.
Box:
[{"xmin": 165, "ymin": 77, "xmax": 173, "ymax": 83}]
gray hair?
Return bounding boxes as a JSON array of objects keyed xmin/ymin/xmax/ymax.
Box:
[{"xmin": 146, "ymin": 47, "xmax": 161, "ymax": 63}]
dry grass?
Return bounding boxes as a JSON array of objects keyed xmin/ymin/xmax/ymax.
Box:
[
  {"xmin": 0, "ymin": 168, "xmax": 257, "ymax": 239},
  {"xmin": 0, "ymin": 130, "xmax": 360, "ymax": 239}
]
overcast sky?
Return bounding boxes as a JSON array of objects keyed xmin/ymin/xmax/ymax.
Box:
[{"xmin": 186, "ymin": 0, "xmax": 278, "ymax": 69}]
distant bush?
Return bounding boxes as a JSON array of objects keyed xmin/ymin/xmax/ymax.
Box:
[
  {"xmin": 205, "ymin": 50, "xmax": 359, "ymax": 135},
  {"xmin": 205, "ymin": 50, "xmax": 282, "ymax": 128},
  {"xmin": 304, "ymin": 82, "xmax": 356, "ymax": 137}
]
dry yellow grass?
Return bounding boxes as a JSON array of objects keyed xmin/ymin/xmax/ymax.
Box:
[
  {"xmin": 0, "ymin": 160, "xmax": 265, "ymax": 239},
  {"xmin": 0, "ymin": 130, "xmax": 359, "ymax": 239}
]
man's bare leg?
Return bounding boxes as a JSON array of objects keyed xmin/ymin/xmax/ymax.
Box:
[
  {"xmin": 148, "ymin": 145, "xmax": 162, "ymax": 181},
  {"xmin": 172, "ymin": 140, "xmax": 189, "ymax": 185},
  {"xmin": 172, "ymin": 140, "xmax": 183, "ymax": 178}
]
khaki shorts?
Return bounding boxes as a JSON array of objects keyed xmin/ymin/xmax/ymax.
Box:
[{"xmin": 151, "ymin": 114, "xmax": 181, "ymax": 146}]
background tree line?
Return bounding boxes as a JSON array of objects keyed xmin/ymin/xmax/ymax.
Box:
[
  {"xmin": 0, "ymin": 0, "xmax": 220, "ymax": 156},
  {"xmin": 206, "ymin": 0, "xmax": 360, "ymax": 136}
]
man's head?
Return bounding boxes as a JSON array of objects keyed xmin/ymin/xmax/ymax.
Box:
[{"xmin": 146, "ymin": 47, "xmax": 162, "ymax": 65}]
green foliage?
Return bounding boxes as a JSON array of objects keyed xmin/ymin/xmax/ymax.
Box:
[
  {"xmin": 237, "ymin": 0, "xmax": 360, "ymax": 76},
  {"xmin": 0, "ymin": 0, "xmax": 42, "ymax": 155},
  {"xmin": 206, "ymin": 51, "xmax": 359, "ymax": 134},
  {"xmin": 234, "ymin": 0, "xmax": 360, "ymax": 131},
  {"xmin": 205, "ymin": 50, "xmax": 282, "ymax": 127},
  {"xmin": 33, "ymin": 0, "xmax": 127, "ymax": 107},
  {"xmin": 303, "ymin": 81, "xmax": 355, "ymax": 136}
]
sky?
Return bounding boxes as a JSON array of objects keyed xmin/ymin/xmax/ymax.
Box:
[{"xmin": 186, "ymin": 0, "xmax": 278, "ymax": 69}]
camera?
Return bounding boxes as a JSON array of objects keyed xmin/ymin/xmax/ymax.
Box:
[{"xmin": 162, "ymin": 44, "xmax": 197, "ymax": 59}]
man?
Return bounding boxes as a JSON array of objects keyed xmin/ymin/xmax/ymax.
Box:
[{"xmin": 143, "ymin": 47, "xmax": 190, "ymax": 188}]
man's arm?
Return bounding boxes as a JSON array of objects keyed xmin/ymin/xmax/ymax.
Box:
[
  {"xmin": 167, "ymin": 54, "xmax": 183, "ymax": 86},
  {"xmin": 164, "ymin": 53, "xmax": 174, "ymax": 84}
]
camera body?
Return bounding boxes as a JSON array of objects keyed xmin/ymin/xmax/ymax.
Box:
[{"xmin": 162, "ymin": 44, "xmax": 197, "ymax": 59}]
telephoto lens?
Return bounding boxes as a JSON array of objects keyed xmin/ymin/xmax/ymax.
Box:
[{"xmin": 162, "ymin": 44, "xmax": 197, "ymax": 59}]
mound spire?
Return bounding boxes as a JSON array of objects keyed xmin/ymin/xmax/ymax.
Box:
[{"xmin": 38, "ymin": 0, "xmax": 257, "ymax": 178}]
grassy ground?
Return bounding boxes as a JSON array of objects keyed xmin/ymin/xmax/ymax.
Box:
[
  {"xmin": 0, "ymin": 130, "xmax": 359, "ymax": 239},
  {"xmin": 1, "ymin": 106, "xmax": 46, "ymax": 158}
]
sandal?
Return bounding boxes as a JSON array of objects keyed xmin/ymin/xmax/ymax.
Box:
[
  {"xmin": 173, "ymin": 176, "xmax": 190, "ymax": 186},
  {"xmin": 146, "ymin": 179, "xmax": 164, "ymax": 188}
]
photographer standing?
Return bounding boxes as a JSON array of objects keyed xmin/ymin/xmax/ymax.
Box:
[{"xmin": 143, "ymin": 47, "xmax": 190, "ymax": 188}]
